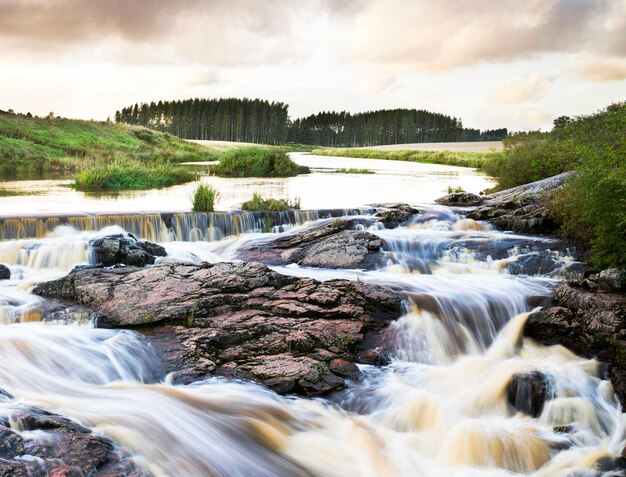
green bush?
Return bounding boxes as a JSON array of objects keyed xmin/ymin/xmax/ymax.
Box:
[
  {"xmin": 74, "ymin": 162, "xmax": 194, "ymax": 191},
  {"xmin": 213, "ymin": 147, "xmax": 310, "ymax": 177},
  {"xmin": 484, "ymin": 102, "xmax": 626, "ymax": 268},
  {"xmin": 240, "ymin": 192, "xmax": 301, "ymax": 211},
  {"xmin": 191, "ymin": 184, "xmax": 220, "ymax": 212}
]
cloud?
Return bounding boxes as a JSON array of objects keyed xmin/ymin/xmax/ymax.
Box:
[
  {"xmin": 490, "ymin": 73, "xmax": 559, "ymax": 103},
  {"xmin": 346, "ymin": 0, "xmax": 625, "ymax": 72},
  {"xmin": 578, "ymin": 59, "xmax": 626, "ymax": 82},
  {"xmin": 186, "ymin": 69, "xmax": 222, "ymax": 86},
  {"xmin": 360, "ymin": 74, "xmax": 396, "ymax": 93},
  {"xmin": 511, "ymin": 108, "xmax": 553, "ymax": 129}
]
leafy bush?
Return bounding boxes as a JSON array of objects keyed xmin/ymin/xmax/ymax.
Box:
[
  {"xmin": 74, "ymin": 162, "xmax": 194, "ymax": 191},
  {"xmin": 484, "ymin": 102, "xmax": 626, "ymax": 268},
  {"xmin": 191, "ymin": 184, "xmax": 220, "ymax": 212},
  {"xmin": 240, "ymin": 192, "xmax": 301, "ymax": 211},
  {"xmin": 213, "ymin": 147, "xmax": 310, "ymax": 177}
]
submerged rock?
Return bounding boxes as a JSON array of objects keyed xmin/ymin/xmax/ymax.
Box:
[
  {"xmin": 435, "ymin": 192, "xmax": 483, "ymax": 207},
  {"xmin": 468, "ymin": 172, "xmax": 576, "ymax": 235},
  {"xmin": 34, "ymin": 261, "xmax": 403, "ymax": 396},
  {"xmin": 524, "ymin": 273, "xmax": 626, "ymax": 402},
  {"xmin": 90, "ymin": 234, "xmax": 166, "ymax": 267},
  {"xmin": 0, "ymin": 400, "xmax": 144, "ymax": 476},
  {"xmin": 237, "ymin": 218, "xmax": 384, "ymax": 269},
  {"xmin": 0, "ymin": 264, "xmax": 10, "ymax": 280},
  {"xmin": 507, "ymin": 371, "xmax": 553, "ymax": 417}
]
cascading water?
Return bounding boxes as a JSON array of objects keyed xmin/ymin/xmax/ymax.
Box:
[{"xmin": 0, "ymin": 206, "xmax": 621, "ymax": 477}]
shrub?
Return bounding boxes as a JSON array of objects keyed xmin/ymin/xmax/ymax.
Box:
[
  {"xmin": 213, "ymin": 147, "xmax": 310, "ymax": 177},
  {"xmin": 74, "ymin": 162, "xmax": 194, "ymax": 191},
  {"xmin": 447, "ymin": 185, "xmax": 465, "ymax": 193},
  {"xmin": 191, "ymin": 184, "xmax": 220, "ymax": 212},
  {"xmin": 240, "ymin": 192, "xmax": 301, "ymax": 211}
]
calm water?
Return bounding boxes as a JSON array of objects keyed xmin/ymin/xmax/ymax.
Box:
[{"xmin": 0, "ymin": 153, "xmax": 493, "ymax": 215}]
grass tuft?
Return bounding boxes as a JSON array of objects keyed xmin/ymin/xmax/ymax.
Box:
[
  {"xmin": 191, "ymin": 184, "xmax": 220, "ymax": 212},
  {"xmin": 240, "ymin": 192, "xmax": 301, "ymax": 211},
  {"xmin": 212, "ymin": 147, "xmax": 310, "ymax": 178}
]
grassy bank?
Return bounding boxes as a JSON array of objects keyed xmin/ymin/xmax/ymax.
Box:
[
  {"xmin": 311, "ymin": 147, "xmax": 495, "ymax": 168},
  {"xmin": 212, "ymin": 147, "xmax": 310, "ymax": 177},
  {"xmin": 485, "ymin": 102, "xmax": 625, "ymax": 268},
  {"xmin": 0, "ymin": 111, "xmax": 218, "ymax": 189}
]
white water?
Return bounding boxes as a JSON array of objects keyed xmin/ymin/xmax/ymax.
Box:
[{"xmin": 0, "ymin": 206, "xmax": 621, "ymax": 477}]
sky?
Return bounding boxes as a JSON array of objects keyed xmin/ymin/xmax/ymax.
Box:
[{"xmin": 0, "ymin": 0, "xmax": 624, "ymax": 131}]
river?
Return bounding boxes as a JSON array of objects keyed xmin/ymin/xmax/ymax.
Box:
[{"xmin": 0, "ymin": 156, "xmax": 623, "ymax": 476}]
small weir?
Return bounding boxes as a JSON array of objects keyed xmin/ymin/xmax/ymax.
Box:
[{"xmin": 0, "ymin": 208, "xmax": 371, "ymax": 242}]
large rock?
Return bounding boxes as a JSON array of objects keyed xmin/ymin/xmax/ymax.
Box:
[
  {"xmin": 0, "ymin": 402, "xmax": 144, "ymax": 476},
  {"xmin": 435, "ymin": 192, "xmax": 483, "ymax": 207},
  {"xmin": 468, "ymin": 172, "xmax": 576, "ymax": 235},
  {"xmin": 524, "ymin": 275, "xmax": 626, "ymax": 401},
  {"xmin": 507, "ymin": 371, "xmax": 553, "ymax": 417},
  {"xmin": 373, "ymin": 203, "xmax": 420, "ymax": 228},
  {"xmin": 34, "ymin": 261, "xmax": 403, "ymax": 395},
  {"xmin": 237, "ymin": 218, "xmax": 385, "ymax": 269},
  {"xmin": 0, "ymin": 264, "xmax": 10, "ymax": 280},
  {"xmin": 90, "ymin": 234, "xmax": 166, "ymax": 267}
]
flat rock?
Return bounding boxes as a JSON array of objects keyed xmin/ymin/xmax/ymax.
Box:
[
  {"xmin": 468, "ymin": 172, "xmax": 576, "ymax": 235},
  {"xmin": 34, "ymin": 261, "xmax": 403, "ymax": 396},
  {"xmin": 373, "ymin": 203, "xmax": 420, "ymax": 228}
]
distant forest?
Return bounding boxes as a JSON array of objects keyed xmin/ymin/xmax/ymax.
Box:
[{"xmin": 116, "ymin": 98, "xmax": 507, "ymax": 146}]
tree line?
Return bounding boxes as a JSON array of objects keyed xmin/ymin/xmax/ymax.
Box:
[{"xmin": 115, "ymin": 98, "xmax": 507, "ymax": 146}]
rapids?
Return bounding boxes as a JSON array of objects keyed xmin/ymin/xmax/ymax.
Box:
[{"xmin": 0, "ymin": 206, "xmax": 623, "ymax": 477}]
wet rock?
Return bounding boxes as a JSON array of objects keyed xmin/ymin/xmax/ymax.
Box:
[
  {"xmin": 468, "ymin": 172, "xmax": 576, "ymax": 235},
  {"xmin": 90, "ymin": 234, "xmax": 166, "ymax": 267},
  {"xmin": 34, "ymin": 261, "xmax": 403, "ymax": 396},
  {"xmin": 373, "ymin": 203, "xmax": 420, "ymax": 228},
  {"xmin": 588, "ymin": 268, "xmax": 625, "ymax": 292},
  {"xmin": 0, "ymin": 405, "xmax": 145, "ymax": 477},
  {"xmin": 237, "ymin": 219, "xmax": 385, "ymax": 269},
  {"xmin": 0, "ymin": 264, "xmax": 10, "ymax": 280},
  {"xmin": 525, "ymin": 277, "xmax": 626, "ymax": 402},
  {"xmin": 435, "ymin": 192, "xmax": 483, "ymax": 207},
  {"xmin": 507, "ymin": 371, "xmax": 553, "ymax": 417}
]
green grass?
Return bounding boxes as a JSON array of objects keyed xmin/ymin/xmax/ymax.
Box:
[
  {"xmin": 240, "ymin": 192, "xmax": 301, "ymax": 211},
  {"xmin": 483, "ymin": 102, "xmax": 626, "ymax": 269},
  {"xmin": 74, "ymin": 162, "xmax": 195, "ymax": 191},
  {"xmin": 0, "ymin": 111, "xmax": 218, "ymax": 188},
  {"xmin": 311, "ymin": 148, "xmax": 494, "ymax": 168},
  {"xmin": 333, "ymin": 168, "xmax": 373, "ymax": 174},
  {"xmin": 212, "ymin": 147, "xmax": 310, "ymax": 177},
  {"xmin": 191, "ymin": 184, "xmax": 220, "ymax": 212},
  {"xmin": 447, "ymin": 185, "xmax": 466, "ymax": 193}
]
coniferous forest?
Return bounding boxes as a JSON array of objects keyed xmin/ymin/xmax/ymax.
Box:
[{"xmin": 116, "ymin": 98, "xmax": 507, "ymax": 146}]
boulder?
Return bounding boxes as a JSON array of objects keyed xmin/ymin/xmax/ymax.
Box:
[
  {"xmin": 435, "ymin": 192, "xmax": 483, "ymax": 207},
  {"xmin": 0, "ymin": 402, "xmax": 144, "ymax": 476},
  {"xmin": 0, "ymin": 264, "xmax": 10, "ymax": 280},
  {"xmin": 34, "ymin": 261, "xmax": 403, "ymax": 396},
  {"xmin": 90, "ymin": 234, "xmax": 166, "ymax": 267},
  {"xmin": 524, "ymin": 277, "xmax": 626, "ymax": 402},
  {"xmin": 237, "ymin": 219, "xmax": 384, "ymax": 269},
  {"xmin": 507, "ymin": 371, "xmax": 553, "ymax": 417},
  {"xmin": 373, "ymin": 203, "xmax": 420, "ymax": 228},
  {"xmin": 588, "ymin": 268, "xmax": 625, "ymax": 292},
  {"xmin": 468, "ymin": 172, "xmax": 576, "ymax": 235}
]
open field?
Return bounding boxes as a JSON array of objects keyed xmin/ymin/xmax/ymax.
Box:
[{"xmin": 354, "ymin": 141, "xmax": 503, "ymax": 152}]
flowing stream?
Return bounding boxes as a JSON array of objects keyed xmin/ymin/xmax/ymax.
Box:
[{"xmin": 0, "ymin": 204, "xmax": 623, "ymax": 477}]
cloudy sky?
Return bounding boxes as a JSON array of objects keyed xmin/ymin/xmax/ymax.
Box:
[{"xmin": 1, "ymin": 0, "xmax": 624, "ymax": 130}]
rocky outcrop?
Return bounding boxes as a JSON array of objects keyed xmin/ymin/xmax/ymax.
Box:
[
  {"xmin": 507, "ymin": 371, "xmax": 553, "ymax": 417},
  {"xmin": 237, "ymin": 218, "xmax": 385, "ymax": 269},
  {"xmin": 0, "ymin": 264, "xmax": 10, "ymax": 280},
  {"xmin": 0, "ymin": 394, "xmax": 143, "ymax": 476},
  {"xmin": 524, "ymin": 269, "xmax": 626, "ymax": 401},
  {"xmin": 373, "ymin": 203, "xmax": 420, "ymax": 228},
  {"xmin": 90, "ymin": 234, "xmax": 166, "ymax": 267},
  {"xmin": 435, "ymin": 192, "xmax": 483, "ymax": 207},
  {"xmin": 34, "ymin": 261, "xmax": 403, "ymax": 396},
  {"xmin": 467, "ymin": 172, "xmax": 576, "ymax": 235}
]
